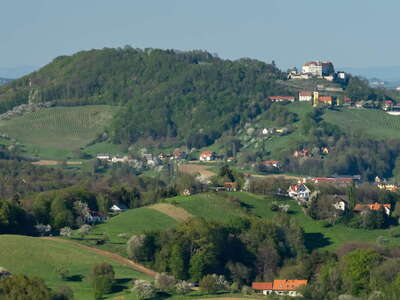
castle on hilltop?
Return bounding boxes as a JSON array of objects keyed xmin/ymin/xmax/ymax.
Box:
[{"xmin": 288, "ymin": 60, "xmax": 347, "ymax": 83}]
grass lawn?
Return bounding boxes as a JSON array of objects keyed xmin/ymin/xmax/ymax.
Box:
[
  {"xmin": 0, "ymin": 235, "xmax": 150, "ymax": 300},
  {"xmin": 77, "ymin": 207, "xmax": 178, "ymax": 256},
  {"xmin": 166, "ymin": 193, "xmax": 248, "ymax": 223},
  {"xmin": 324, "ymin": 107, "xmax": 400, "ymax": 140},
  {"xmin": 0, "ymin": 105, "xmax": 117, "ymax": 160}
]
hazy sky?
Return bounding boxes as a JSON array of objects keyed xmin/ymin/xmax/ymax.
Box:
[{"xmin": 1, "ymin": 0, "xmax": 399, "ymax": 70}]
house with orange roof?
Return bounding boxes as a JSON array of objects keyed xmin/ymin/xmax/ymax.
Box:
[
  {"xmin": 299, "ymin": 91, "xmax": 313, "ymax": 102},
  {"xmin": 252, "ymin": 279, "xmax": 307, "ymax": 297},
  {"xmin": 353, "ymin": 202, "xmax": 391, "ymax": 216},
  {"xmin": 224, "ymin": 182, "xmax": 238, "ymax": 192},
  {"xmin": 199, "ymin": 151, "xmax": 216, "ymax": 161},
  {"xmin": 262, "ymin": 160, "xmax": 281, "ymax": 168}
]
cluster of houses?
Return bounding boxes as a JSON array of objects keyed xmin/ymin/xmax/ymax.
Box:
[
  {"xmin": 268, "ymin": 91, "xmax": 350, "ymax": 107},
  {"xmin": 252, "ymin": 280, "xmax": 307, "ymax": 297},
  {"xmin": 287, "ymin": 178, "xmax": 392, "ymax": 216}
]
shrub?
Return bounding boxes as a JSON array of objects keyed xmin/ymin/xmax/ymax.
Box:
[
  {"xmin": 77, "ymin": 224, "xmax": 91, "ymax": 239},
  {"xmin": 154, "ymin": 273, "xmax": 176, "ymax": 292},
  {"xmin": 199, "ymin": 274, "xmax": 229, "ymax": 294},
  {"xmin": 131, "ymin": 279, "xmax": 155, "ymax": 300},
  {"xmin": 175, "ymin": 280, "xmax": 192, "ymax": 294},
  {"xmin": 59, "ymin": 227, "xmax": 72, "ymax": 237},
  {"xmin": 52, "ymin": 285, "xmax": 74, "ymax": 300},
  {"xmin": 55, "ymin": 265, "xmax": 69, "ymax": 281}
]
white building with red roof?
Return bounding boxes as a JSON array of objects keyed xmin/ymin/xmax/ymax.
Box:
[
  {"xmin": 288, "ymin": 184, "xmax": 310, "ymax": 201},
  {"xmin": 199, "ymin": 151, "xmax": 216, "ymax": 161}
]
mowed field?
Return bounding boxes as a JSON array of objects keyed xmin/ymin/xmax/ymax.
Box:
[
  {"xmin": 0, "ymin": 235, "xmax": 150, "ymax": 300},
  {"xmin": 324, "ymin": 108, "xmax": 400, "ymax": 140},
  {"xmin": 0, "ymin": 105, "xmax": 117, "ymax": 159}
]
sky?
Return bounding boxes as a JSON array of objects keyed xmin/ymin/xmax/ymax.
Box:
[{"xmin": 1, "ymin": 0, "xmax": 400, "ymax": 74}]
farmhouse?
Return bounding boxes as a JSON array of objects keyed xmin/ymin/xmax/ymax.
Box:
[
  {"xmin": 288, "ymin": 184, "xmax": 310, "ymax": 202},
  {"xmin": 110, "ymin": 203, "xmax": 128, "ymax": 213},
  {"xmin": 353, "ymin": 203, "xmax": 391, "ymax": 216},
  {"xmin": 293, "ymin": 149, "xmax": 312, "ymax": 158},
  {"xmin": 172, "ymin": 151, "xmax": 187, "ymax": 160},
  {"xmin": 0, "ymin": 267, "xmax": 11, "ymax": 279},
  {"xmin": 299, "ymin": 91, "xmax": 313, "ymax": 102},
  {"xmin": 311, "ymin": 176, "xmax": 357, "ymax": 186},
  {"xmin": 319, "ymin": 95, "xmax": 334, "ymax": 105},
  {"xmin": 377, "ymin": 182, "xmax": 399, "ymax": 192},
  {"xmin": 96, "ymin": 154, "xmax": 111, "ymax": 161},
  {"xmin": 262, "ymin": 160, "xmax": 281, "ymax": 168},
  {"xmin": 330, "ymin": 195, "xmax": 349, "ymax": 211},
  {"xmin": 252, "ymin": 280, "xmax": 308, "ymax": 297},
  {"xmin": 268, "ymin": 96, "xmax": 296, "ymax": 103},
  {"xmin": 85, "ymin": 211, "xmax": 108, "ymax": 224},
  {"xmin": 224, "ymin": 182, "xmax": 238, "ymax": 191},
  {"xmin": 199, "ymin": 151, "xmax": 216, "ymax": 161}
]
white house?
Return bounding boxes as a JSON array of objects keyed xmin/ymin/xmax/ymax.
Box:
[
  {"xmin": 288, "ymin": 184, "xmax": 310, "ymax": 201},
  {"xmin": 302, "ymin": 61, "xmax": 334, "ymax": 77},
  {"xmin": 96, "ymin": 154, "xmax": 111, "ymax": 161},
  {"xmin": 85, "ymin": 211, "xmax": 108, "ymax": 224},
  {"xmin": 331, "ymin": 195, "xmax": 348, "ymax": 211},
  {"xmin": 299, "ymin": 91, "xmax": 313, "ymax": 102},
  {"xmin": 110, "ymin": 203, "xmax": 129, "ymax": 213},
  {"xmin": 252, "ymin": 280, "xmax": 307, "ymax": 297}
]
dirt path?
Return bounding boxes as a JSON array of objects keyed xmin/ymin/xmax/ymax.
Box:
[
  {"xmin": 41, "ymin": 237, "xmax": 158, "ymax": 278},
  {"xmin": 32, "ymin": 160, "xmax": 83, "ymax": 166},
  {"xmin": 179, "ymin": 163, "xmax": 216, "ymax": 178},
  {"xmin": 150, "ymin": 203, "xmax": 193, "ymax": 222}
]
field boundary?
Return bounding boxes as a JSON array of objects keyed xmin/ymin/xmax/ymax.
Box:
[
  {"xmin": 179, "ymin": 163, "xmax": 216, "ymax": 178},
  {"xmin": 41, "ymin": 237, "xmax": 158, "ymax": 278},
  {"xmin": 32, "ymin": 160, "xmax": 83, "ymax": 166},
  {"xmin": 149, "ymin": 203, "xmax": 193, "ymax": 222}
]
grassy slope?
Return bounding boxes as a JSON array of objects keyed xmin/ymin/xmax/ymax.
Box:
[
  {"xmin": 0, "ymin": 235, "xmax": 150, "ymax": 300},
  {"xmin": 232, "ymin": 192, "xmax": 400, "ymax": 251},
  {"xmin": 324, "ymin": 107, "xmax": 400, "ymax": 140},
  {"xmin": 0, "ymin": 105, "xmax": 117, "ymax": 160},
  {"xmin": 166, "ymin": 193, "xmax": 248, "ymax": 222},
  {"xmin": 78, "ymin": 207, "xmax": 178, "ymax": 256}
]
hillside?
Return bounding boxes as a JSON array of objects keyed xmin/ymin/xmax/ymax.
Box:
[
  {"xmin": 0, "ymin": 235, "xmax": 150, "ymax": 300},
  {"xmin": 0, "ymin": 48, "xmax": 290, "ymax": 147},
  {"xmin": 0, "ymin": 105, "xmax": 117, "ymax": 160}
]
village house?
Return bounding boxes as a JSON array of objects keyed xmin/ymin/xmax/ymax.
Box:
[
  {"xmin": 224, "ymin": 182, "xmax": 238, "ymax": 191},
  {"xmin": 111, "ymin": 155, "xmax": 129, "ymax": 163},
  {"xmin": 330, "ymin": 195, "xmax": 349, "ymax": 211},
  {"xmin": 353, "ymin": 203, "xmax": 391, "ymax": 216},
  {"xmin": 84, "ymin": 211, "xmax": 108, "ymax": 224},
  {"xmin": 319, "ymin": 95, "xmax": 334, "ymax": 106},
  {"xmin": 321, "ymin": 147, "xmax": 329, "ymax": 154},
  {"xmin": 383, "ymin": 100, "xmax": 394, "ymax": 111},
  {"xmin": 377, "ymin": 182, "xmax": 399, "ymax": 192},
  {"xmin": 199, "ymin": 151, "xmax": 217, "ymax": 161},
  {"xmin": 172, "ymin": 151, "xmax": 187, "ymax": 160},
  {"xmin": 262, "ymin": 160, "xmax": 281, "ymax": 168},
  {"xmin": 299, "ymin": 91, "xmax": 313, "ymax": 102},
  {"xmin": 288, "ymin": 184, "xmax": 311, "ymax": 202},
  {"xmin": 293, "ymin": 149, "xmax": 312, "ymax": 158},
  {"xmin": 252, "ymin": 280, "xmax": 308, "ymax": 297},
  {"xmin": 110, "ymin": 203, "xmax": 129, "ymax": 213},
  {"xmin": 0, "ymin": 268, "xmax": 11, "ymax": 279},
  {"xmin": 96, "ymin": 154, "xmax": 111, "ymax": 161},
  {"xmin": 268, "ymin": 96, "xmax": 296, "ymax": 103},
  {"xmin": 311, "ymin": 176, "xmax": 358, "ymax": 186}
]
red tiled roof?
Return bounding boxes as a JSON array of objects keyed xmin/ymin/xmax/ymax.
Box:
[
  {"xmin": 299, "ymin": 91, "xmax": 312, "ymax": 97},
  {"xmin": 319, "ymin": 96, "xmax": 333, "ymax": 103},
  {"xmin": 262, "ymin": 160, "xmax": 280, "ymax": 165},
  {"xmin": 313, "ymin": 177, "xmax": 353, "ymax": 184},
  {"xmin": 252, "ymin": 282, "xmax": 273, "ymax": 290},
  {"xmin": 354, "ymin": 203, "xmax": 391, "ymax": 212},
  {"xmin": 200, "ymin": 151, "xmax": 214, "ymax": 157},
  {"xmin": 273, "ymin": 280, "xmax": 308, "ymax": 291}
]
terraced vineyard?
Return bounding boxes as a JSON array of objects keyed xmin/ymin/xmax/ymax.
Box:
[
  {"xmin": 0, "ymin": 105, "xmax": 117, "ymax": 159},
  {"xmin": 324, "ymin": 108, "xmax": 400, "ymax": 140}
]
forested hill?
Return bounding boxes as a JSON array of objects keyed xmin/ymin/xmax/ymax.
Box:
[{"xmin": 0, "ymin": 47, "xmax": 290, "ymax": 145}]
